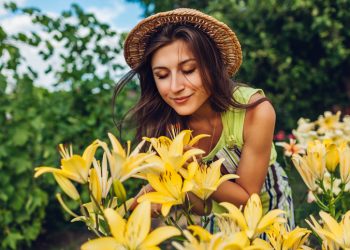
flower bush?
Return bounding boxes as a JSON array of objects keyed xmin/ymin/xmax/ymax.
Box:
[
  {"xmin": 35, "ymin": 113, "xmax": 350, "ymax": 249},
  {"xmin": 35, "ymin": 130, "xmax": 309, "ymax": 249},
  {"xmin": 277, "ymin": 111, "xmax": 350, "ymax": 249}
]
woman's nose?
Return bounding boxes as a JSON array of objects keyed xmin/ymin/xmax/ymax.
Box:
[{"xmin": 170, "ymin": 72, "xmax": 185, "ymax": 93}]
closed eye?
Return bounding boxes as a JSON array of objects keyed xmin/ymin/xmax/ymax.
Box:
[
  {"xmin": 155, "ymin": 74, "xmax": 168, "ymax": 79},
  {"xmin": 183, "ymin": 68, "xmax": 196, "ymax": 75}
]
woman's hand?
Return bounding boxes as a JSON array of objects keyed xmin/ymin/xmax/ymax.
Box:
[
  {"xmin": 130, "ymin": 184, "xmax": 162, "ymax": 217},
  {"xmin": 150, "ymin": 203, "xmax": 162, "ymax": 218}
]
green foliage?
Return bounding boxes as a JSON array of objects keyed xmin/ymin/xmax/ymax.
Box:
[
  {"xmin": 129, "ymin": 0, "xmax": 350, "ymax": 243},
  {"xmin": 129, "ymin": 0, "xmax": 350, "ymax": 131},
  {"xmin": 1, "ymin": 3, "xmax": 138, "ymax": 249}
]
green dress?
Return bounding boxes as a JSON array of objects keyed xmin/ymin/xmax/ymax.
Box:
[{"xmin": 202, "ymin": 86, "xmax": 294, "ymax": 233}]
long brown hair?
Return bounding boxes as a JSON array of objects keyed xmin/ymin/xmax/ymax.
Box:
[{"xmin": 113, "ymin": 24, "xmax": 260, "ymax": 140}]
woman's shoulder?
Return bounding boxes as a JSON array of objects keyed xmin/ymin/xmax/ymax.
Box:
[{"xmin": 232, "ymin": 85, "xmax": 265, "ymax": 105}]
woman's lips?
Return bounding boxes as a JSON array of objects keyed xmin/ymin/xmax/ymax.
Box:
[{"xmin": 172, "ymin": 94, "xmax": 193, "ymax": 104}]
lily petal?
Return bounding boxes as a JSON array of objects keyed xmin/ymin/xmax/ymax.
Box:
[
  {"xmin": 53, "ymin": 173, "xmax": 80, "ymax": 200},
  {"xmin": 34, "ymin": 167, "xmax": 78, "ymax": 181},
  {"xmin": 188, "ymin": 134, "xmax": 210, "ymax": 147},
  {"xmin": 138, "ymin": 192, "xmax": 175, "ymax": 204},
  {"xmin": 126, "ymin": 201, "xmax": 151, "ymax": 246},
  {"xmin": 82, "ymin": 141, "xmax": 99, "ymax": 170},
  {"xmin": 219, "ymin": 202, "xmax": 247, "ymax": 230},
  {"xmin": 161, "ymin": 203, "xmax": 174, "ymax": 216},
  {"xmin": 108, "ymin": 133, "xmax": 126, "ymax": 157},
  {"xmin": 81, "ymin": 237, "xmax": 120, "ymax": 250},
  {"xmin": 104, "ymin": 208, "xmax": 126, "ymax": 244},
  {"xmin": 141, "ymin": 226, "xmax": 181, "ymax": 247},
  {"xmin": 61, "ymin": 155, "xmax": 89, "ymax": 183},
  {"xmin": 257, "ymin": 209, "xmax": 286, "ymax": 233}
]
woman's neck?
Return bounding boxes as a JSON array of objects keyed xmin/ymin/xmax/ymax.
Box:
[
  {"xmin": 186, "ymin": 105, "xmax": 223, "ymax": 155},
  {"xmin": 187, "ymin": 101, "xmax": 216, "ymax": 126}
]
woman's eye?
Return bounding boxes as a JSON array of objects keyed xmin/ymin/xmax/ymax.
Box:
[
  {"xmin": 155, "ymin": 74, "xmax": 168, "ymax": 79},
  {"xmin": 183, "ymin": 68, "xmax": 195, "ymax": 75}
]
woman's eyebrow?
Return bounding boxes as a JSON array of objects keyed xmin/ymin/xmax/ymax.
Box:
[
  {"xmin": 179, "ymin": 58, "xmax": 196, "ymax": 65},
  {"xmin": 152, "ymin": 58, "xmax": 196, "ymax": 70}
]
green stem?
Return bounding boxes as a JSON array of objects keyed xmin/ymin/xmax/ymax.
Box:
[
  {"xmin": 283, "ymin": 155, "xmax": 292, "ymax": 173},
  {"xmin": 79, "ymin": 200, "xmax": 103, "ymax": 238},
  {"xmin": 89, "ymin": 224, "xmax": 103, "ymax": 237},
  {"xmin": 123, "ymin": 201, "xmax": 128, "ymax": 218},
  {"xmin": 202, "ymin": 199, "xmax": 210, "ymax": 228},
  {"xmin": 314, "ymin": 193, "xmax": 330, "ymax": 211},
  {"xmin": 169, "ymin": 216, "xmax": 184, "ymax": 233},
  {"xmin": 328, "ymin": 174, "xmax": 336, "ymax": 218},
  {"xmin": 89, "ymin": 187, "xmax": 110, "ymax": 236},
  {"xmin": 95, "ymin": 212, "xmax": 100, "ymax": 232},
  {"xmin": 183, "ymin": 209, "xmax": 194, "ymax": 226}
]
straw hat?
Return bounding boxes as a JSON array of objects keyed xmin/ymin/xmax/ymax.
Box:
[{"xmin": 124, "ymin": 8, "xmax": 242, "ymax": 76}]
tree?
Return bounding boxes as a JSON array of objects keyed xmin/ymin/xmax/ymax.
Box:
[
  {"xmin": 1, "ymin": 3, "xmax": 137, "ymax": 249},
  {"xmin": 127, "ymin": 0, "xmax": 350, "ymax": 130}
]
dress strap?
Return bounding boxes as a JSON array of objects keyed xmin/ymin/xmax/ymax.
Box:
[{"xmin": 247, "ymin": 97, "xmax": 271, "ymax": 108}]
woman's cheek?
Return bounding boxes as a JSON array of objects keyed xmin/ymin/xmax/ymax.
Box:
[{"xmin": 155, "ymin": 83, "xmax": 169, "ymax": 98}]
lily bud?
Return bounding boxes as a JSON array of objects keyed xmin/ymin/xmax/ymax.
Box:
[
  {"xmin": 325, "ymin": 144, "xmax": 339, "ymax": 172},
  {"xmin": 113, "ymin": 179, "xmax": 127, "ymax": 203}
]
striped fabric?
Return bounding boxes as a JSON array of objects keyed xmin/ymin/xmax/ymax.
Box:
[
  {"xmin": 204, "ymin": 145, "xmax": 295, "ymax": 234},
  {"xmin": 200, "ymin": 86, "xmax": 294, "ymax": 236}
]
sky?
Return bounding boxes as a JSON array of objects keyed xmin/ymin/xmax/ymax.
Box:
[
  {"xmin": 0, "ymin": 0, "xmax": 144, "ymax": 31},
  {"xmin": 0, "ymin": 0, "xmax": 144, "ymax": 90}
]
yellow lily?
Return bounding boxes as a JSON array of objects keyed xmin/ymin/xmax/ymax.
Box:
[
  {"xmin": 172, "ymin": 225, "xmax": 219, "ymax": 250},
  {"xmin": 172, "ymin": 225, "xmax": 270, "ymax": 250},
  {"xmin": 98, "ymin": 133, "xmax": 155, "ymax": 182},
  {"xmin": 217, "ymin": 193, "xmax": 286, "ymax": 240},
  {"xmin": 305, "ymin": 140, "xmax": 326, "ymax": 180},
  {"xmin": 291, "ymin": 154, "xmax": 318, "ymax": 191},
  {"xmin": 53, "ymin": 173, "xmax": 80, "ymax": 200},
  {"xmin": 266, "ymin": 223, "xmax": 311, "ymax": 250},
  {"xmin": 168, "ymin": 126, "xmax": 211, "ymax": 148},
  {"xmin": 223, "ymin": 231, "xmax": 255, "ymax": 249},
  {"xmin": 172, "ymin": 225, "xmax": 231, "ymax": 250},
  {"xmin": 72, "ymin": 198, "xmax": 135, "ymax": 232},
  {"xmin": 144, "ymin": 130, "xmax": 206, "ymax": 172},
  {"xmin": 325, "ymin": 143, "xmax": 339, "ymax": 173},
  {"xmin": 89, "ymin": 168, "xmax": 102, "ymax": 205},
  {"xmin": 317, "ymin": 111, "xmax": 342, "ymax": 134},
  {"xmin": 339, "ymin": 142, "xmax": 350, "ymax": 184},
  {"xmin": 188, "ymin": 159, "xmax": 239, "ymax": 200},
  {"xmin": 35, "ymin": 141, "xmax": 99, "ymax": 183},
  {"xmin": 81, "ymin": 201, "xmax": 181, "ymax": 250},
  {"xmin": 138, "ymin": 165, "xmax": 193, "ymax": 216},
  {"xmin": 132, "ymin": 154, "xmax": 170, "ymax": 179},
  {"xmin": 245, "ymin": 239, "xmax": 274, "ymax": 250},
  {"xmin": 90, "ymin": 155, "xmax": 113, "ymax": 203},
  {"xmin": 306, "ymin": 211, "xmax": 350, "ymax": 250}
]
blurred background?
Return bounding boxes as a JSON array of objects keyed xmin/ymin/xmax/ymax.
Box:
[{"xmin": 0, "ymin": 0, "xmax": 349, "ymax": 249}]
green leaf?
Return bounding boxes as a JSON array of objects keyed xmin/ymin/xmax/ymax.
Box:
[
  {"xmin": 11, "ymin": 128, "xmax": 30, "ymax": 146},
  {"xmin": 2, "ymin": 231, "xmax": 24, "ymax": 250},
  {"xmin": 0, "ymin": 74, "xmax": 7, "ymax": 94},
  {"xmin": 211, "ymin": 200, "xmax": 228, "ymax": 214}
]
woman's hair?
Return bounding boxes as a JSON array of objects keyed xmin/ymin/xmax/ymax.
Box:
[{"xmin": 113, "ymin": 24, "xmax": 259, "ymax": 140}]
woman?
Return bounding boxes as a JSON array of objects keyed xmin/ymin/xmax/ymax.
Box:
[{"xmin": 115, "ymin": 8, "xmax": 294, "ymax": 232}]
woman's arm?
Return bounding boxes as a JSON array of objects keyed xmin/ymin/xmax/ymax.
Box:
[{"xmin": 211, "ymin": 93, "xmax": 276, "ymax": 206}]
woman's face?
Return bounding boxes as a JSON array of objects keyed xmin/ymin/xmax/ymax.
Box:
[{"xmin": 151, "ymin": 39, "xmax": 211, "ymax": 116}]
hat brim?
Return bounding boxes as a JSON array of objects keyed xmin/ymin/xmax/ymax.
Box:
[{"xmin": 124, "ymin": 8, "xmax": 242, "ymax": 76}]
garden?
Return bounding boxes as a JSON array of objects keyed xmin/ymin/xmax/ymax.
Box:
[{"xmin": 1, "ymin": 0, "xmax": 350, "ymax": 249}]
